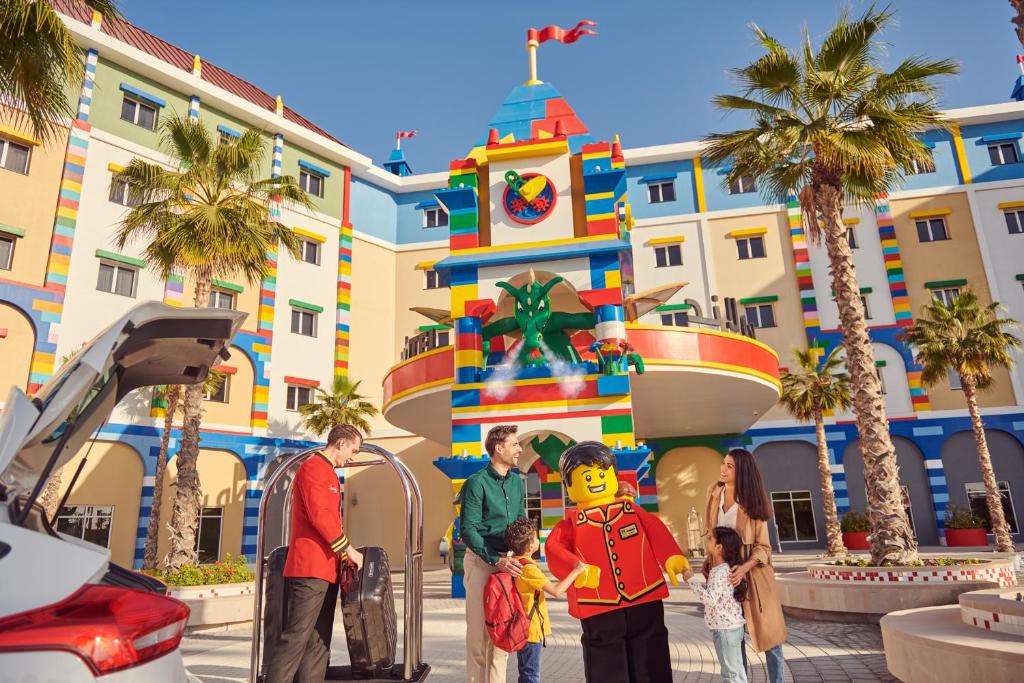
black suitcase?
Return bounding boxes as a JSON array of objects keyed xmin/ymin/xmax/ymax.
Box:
[
  {"xmin": 340, "ymin": 546, "xmax": 397, "ymax": 677},
  {"xmin": 260, "ymin": 545, "xmax": 290, "ymax": 680}
]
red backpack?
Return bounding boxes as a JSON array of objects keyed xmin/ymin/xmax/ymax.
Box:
[{"xmin": 483, "ymin": 560, "xmax": 541, "ymax": 653}]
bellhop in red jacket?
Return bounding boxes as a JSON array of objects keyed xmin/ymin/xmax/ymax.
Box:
[{"xmin": 283, "ymin": 451, "xmax": 351, "ymax": 583}]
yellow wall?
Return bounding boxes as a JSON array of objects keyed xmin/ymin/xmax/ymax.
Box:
[
  {"xmin": 654, "ymin": 447, "xmax": 722, "ymax": 548},
  {"xmin": 201, "ymin": 345, "xmax": 255, "ymax": 428},
  {"xmin": 394, "ymin": 246, "xmax": 451, "ymax": 347},
  {"xmin": 59, "ymin": 441, "xmax": 144, "ymax": 567},
  {"xmin": 890, "ymin": 193, "xmax": 1015, "ymax": 409},
  {"xmin": 158, "ymin": 448, "xmax": 247, "ymax": 563},
  {"xmin": 0, "ymin": 107, "xmax": 68, "ymax": 287},
  {"xmin": 0, "ymin": 303, "xmax": 35, "ymax": 395}
]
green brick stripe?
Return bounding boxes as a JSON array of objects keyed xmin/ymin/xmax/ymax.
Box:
[
  {"xmin": 739, "ymin": 295, "xmax": 778, "ymax": 305},
  {"xmin": 1015, "ymin": 274, "xmax": 1024, "ymax": 282},
  {"xmin": 924, "ymin": 279, "xmax": 967, "ymax": 289},
  {"xmin": 211, "ymin": 279, "xmax": 244, "ymax": 293},
  {"xmin": 655, "ymin": 303, "xmax": 692, "ymax": 312},
  {"xmin": 288, "ymin": 298, "xmax": 324, "ymax": 313},
  {"xmin": 0, "ymin": 223, "xmax": 26, "ymax": 238},
  {"xmin": 95, "ymin": 249, "xmax": 146, "ymax": 268}
]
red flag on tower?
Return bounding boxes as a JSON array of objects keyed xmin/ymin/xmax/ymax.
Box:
[
  {"xmin": 528, "ymin": 20, "xmax": 597, "ymax": 45},
  {"xmin": 396, "ymin": 130, "xmax": 418, "ymax": 140}
]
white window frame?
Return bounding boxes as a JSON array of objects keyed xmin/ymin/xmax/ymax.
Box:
[
  {"xmin": 770, "ymin": 490, "xmax": 818, "ymax": 542},
  {"xmin": 647, "ymin": 181, "xmax": 676, "ymax": 204},
  {"xmin": 299, "ymin": 169, "xmax": 325, "ymax": 198},
  {"xmin": 300, "ymin": 238, "xmax": 321, "ymax": 266},
  {"xmin": 736, "ymin": 236, "xmax": 767, "ymax": 260},
  {"xmin": 424, "ymin": 269, "xmax": 448, "ymax": 290},
  {"xmin": 194, "ymin": 506, "xmax": 223, "ymax": 564},
  {"xmin": 108, "ymin": 178, "xmax": 144, "ymax": 207},
  {"xmin": 120, "ymin": 96, "xmax": 157, "ymax": 130},
  {"xmin": 55, "ymin": 504, "xmax": 114, "ymax": 548},
  {"xmin": 932, "ymin": 287, "xmax": 961, "ymax": 307},
  {"xmin": 877, "ymin": 366, "xmax": 888, "ymax": 394},
  {"xmin": 915, "ymin": 217, "xmax": 949, "ymax": 242},
  {"xmin": 846, "ymin": 226, "xmax": 859, "ymax": 249},
  {"xmin": 0, "ymin": 235, "xmax": 15, "ymax": 271},
  {"xmin": 96, "ymin": 260, "xmax": 138, "ymax": 298},
  {"xmin": 744, "ymin": 303, "xmax": 776, "ymax": 328},
  {"xmin": 208, "ymin": 288, "xmax": 236, "ymax": 310},
  {"xmin": 728, "ymin": 174, "xmax": 756, "ymax": 195},
  {"xmin": 0, "ymin": 137, "xmax": 31, "ymax": 174},
  {"xmin": 948, "ymin": 369, "xmax": 962, "ymax": 391},
  {"xmin": 654, "ymin": 244, "xmax": 683, "ymax": 268},
  {"xmin": 290, "ymin": 307, "xmax": 318, "ymax": 337},
  {"xmin": 286, "ymin": 384, "xmax": 316, "ymax": 412},
  {"xmin": 660, "ymin": 311, "xmax": 689, "ymax": 327},
  {"xmin": 861, "ymin": 295, "xmax": 872, "ymax": 320},
  {"xmin": 424, "ymin": 207, "xmax": 449, "ymax": 228},
  {"xmin": 1003, "ymin": 209, "xmax": 1024, "ymax": 235},
  {"xmin": 965, "ymin": 481, "xmax": 1018, "ymax": 534},
  {"xmin": 988, "ymin": 142, "xmax": 1020, "ymax": 166},
  {"xmin": 203, "ymin": 374, "xmax": 229, "ymax": 403}
]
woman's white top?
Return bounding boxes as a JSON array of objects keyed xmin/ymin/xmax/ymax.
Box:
[{"xmin": 719, "ymin": 494, "xmax": 739, "ymax": 531}]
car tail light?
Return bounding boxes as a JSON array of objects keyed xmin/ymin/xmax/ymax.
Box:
[{"xmin": 0, "ymin": 584, "xmax": 189, "ymax": 674}]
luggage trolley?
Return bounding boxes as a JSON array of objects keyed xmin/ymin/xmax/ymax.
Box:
[{"xmin": 249, "ymin": 443, "xmax": 430, "ymax": 682}]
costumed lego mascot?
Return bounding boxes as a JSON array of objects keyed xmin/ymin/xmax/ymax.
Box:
[{"xmin": 545, "ymin": 441, "xmax": 689, "ymax": 682}]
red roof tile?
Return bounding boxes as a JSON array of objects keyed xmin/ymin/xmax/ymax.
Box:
[{"xmin": 49, "ymin": 0, "xmax": 347, "ymax": 146}]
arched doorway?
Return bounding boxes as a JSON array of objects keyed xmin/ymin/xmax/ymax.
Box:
[
  {"xmin": 655, "ymin": 447, "xmax": 721, "ymax": 549},
  {"xmin": 941, "ymin": 430, "xmax": 1024, "ymax": 541},
  {"xmin": 754, "ymin": 441, "xmax": 827, "ymax": 549},
  {"xmin": 843, "ymin": 437, "xmax": 937, "ymax": 545},
  {"xmin": 56, "ymin": 441, "xmax": 145, "ymax": 567},
  {"xmin": 0, "ymin": 302, "xmax": 35, "ymax": 397},
  {"xmin": 200, "ymin": 345, "xmax": 255, "ymax": 429}
]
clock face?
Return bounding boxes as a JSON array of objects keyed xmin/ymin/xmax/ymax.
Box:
[{"xmin": 502, "ymin": 173, "xmax": 556, "ymax": 225}]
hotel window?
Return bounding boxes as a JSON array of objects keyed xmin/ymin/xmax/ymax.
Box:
[
  {"xmin": 208, "ymin": 288, "xmax": 235, "ymax": 310},
  {"xmin": 654, "ymin": 244, "xmax": 682, "ymax": 268},
  {"xmin": 728, "ymin": 174, "xmax": 756, "ymax": 195},
  {"xmin": 424, "ymin": 207, "xmax": 449, "ymax": 228},
  {"xmin": 120, "ymin": 96, "xmax": 157, "ymax": 130},
  {"xmin": 55, "ymin": 505, "xmax": 113, "ymax": 548},
  {"xmin": 932, "ymin": 287, "xmax": 961, "ymax": 307},
  {"xmin": 736, "ymin": 236, "xmax": 766, "ymax": 260},
  {"xmin": 0, "ymin": 137, "xmax": 30, "ymax": 174},
  {"xmin": 301, "ymin": 238, "xmax": 321, "ymax": 265},
  {"xmin": 425, "ymin": 269, "xmax": 449, "ymax": 290},
  {"xmin": 203, "ymin": 375, "xmax": 229, "ymax": 403},
  {"xmin": 661, "ymin": 312, "xmax": 689, "ymax": 327},
  {"xmin": 96, "ymin": 261, "xmax": 137, "ymax": 298},
  {"xmin": 876, "ymin": 366, "xmax": 887, "ymax": 394},
  {"xmin": 108, "ymin": 178, "xmax": 144, "ymax": 207},
  {"xmin": 647, "ymin": 180, "xmax": 676, "ymax": 204},
  {"xmin": 915, "ymin": 217, "xmax": 949, "ymax": 242},
  {"xmin": 0, "ymin": 235, "xmax": 14, "ymax": 270},
  {"xmin": 286, "ymin": 384, "xmax": 315, "ymax": 411},
  {"xmin": 907, "ymin": 158, "xmax": 935, "ymax": 175},
  {"xmin": 291, "ymin": 308, "xmax": 317, "ymax": 337},
  {"xmin": 846, "ymin": 226, "xmax": 859, "ymax": 249},
  {"xmin": 948, "ymin": 369, "xmax": 962, "ymax": 391},
  {"xmin": 194, "ymin": 507, "xmax": 223, "ymax": 563},
  {"xmin": 1003, "ymin": 209, "xmax": 1024, "ymax": 235},
  {"xmin": 966, "ymin": 481, "xmax": 1018, "ymax": 534},
  {"xmin": 861, "ymin": 295, "xmax": 872, "ymax": 320},
  {"xmin": 299, "ymin": 169, "xmax": 325, "ymax": 198},
  {"xmin": 901, "ymin": 486, "xmax": 916, "ymax": 535},
  {"xmin": 771, "ymin": 491, "xmax": 817, "ymax": 542},
  {"xmin": 744, "ymin": 303, "xmax": 776, "ymax": 328},
  {"xmin": 988, "ymin": 142, "xmax": 1020, "ymax": 166}
]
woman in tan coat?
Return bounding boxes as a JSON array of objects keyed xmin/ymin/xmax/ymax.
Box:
[{"xmin": 704, "ymin": 448, "xmax": 787, "ymax": 682}]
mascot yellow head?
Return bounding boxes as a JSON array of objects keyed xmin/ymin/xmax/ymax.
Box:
[{"xmin": 560, "ymin": 441, "xmax": 620, "ymax": 508}]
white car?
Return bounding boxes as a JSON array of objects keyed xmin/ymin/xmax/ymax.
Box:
[{"xmin": 0, "ymin": 303, "xmax": 245, "ymax": 681}]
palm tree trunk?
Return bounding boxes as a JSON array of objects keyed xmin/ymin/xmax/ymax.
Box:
[
  {"xmin": 164, "ymin": 274, "xmax": 213, "ymax": 571},
  {"xmin": 813, "ymin": 173, "xmax": 917, "ymax": 565},
  {"xmin": 961, "ymin": 375, "xmax": 1015, "ymax": 553},
  {"xmin": 1011, "ymin": 1, "xmax": 1024, "ymax": 48},
  {"xmin": 143, "ymin": 384, "xmax": 180, "ymax": 571},
  {"xmin": 39, "ymin": 467, "xmax": 64, "ymax": 521},
  {"xmin": 814, "ymin": 408, "xmax": 846, "ymax": 556}
]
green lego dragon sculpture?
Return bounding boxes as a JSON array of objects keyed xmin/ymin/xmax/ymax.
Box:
[{"xmin": 483, "ymin": 275, "xmax": 596, "ymax": 367}]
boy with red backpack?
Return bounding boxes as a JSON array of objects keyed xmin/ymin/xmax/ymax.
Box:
[{"xmin": 486, "ymin": 518, "xmax": 585, "ymax": 683}]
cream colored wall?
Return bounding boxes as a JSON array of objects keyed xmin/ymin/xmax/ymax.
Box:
[
  {"xmin": 890, "ymin": 193, "xmax": 1015, "ymax": 409},
  {"xmin": 343, "ymin": 435, "xmax": 452, "ymax": 567},
  {"xmin": 182, "ymin": 273, "xmax": 260, "ymax": 324},
  {"xmin": 0, "ymin": 303, "xmax": 35, "ymax": 399},
  {"xmin": 394, "ymin": 246, "xmax": 450, "ymax": 346},
  {"xmin": 59, "ymin": 441, "xmax": 144, "ymax": 567},
  {"xmin": 708, "ymin": 209, "xmax": 799, "ymax": 420},
  {"xmin": 158, "ymin": 448, "xmax": 247, "ymax": 563},
  {"xmin": 201, "ymin": 345, "xmax": 255, "ymax": 428},
  {"xmin": 654, "ymin": 447, "xmax": 722, "ymax": 548},
  {"xmin": 0, "ymin": 108, "xmax": 67, "ymax": 287}
]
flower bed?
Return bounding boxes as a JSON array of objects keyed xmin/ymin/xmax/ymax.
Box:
[{"xmin": 144, "ymin": 555, "xmax": 256, "ymax": 633}]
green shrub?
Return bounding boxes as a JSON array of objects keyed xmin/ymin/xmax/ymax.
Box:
[
  {"xmin": 832, "ymin": 556, "xmax": 984, "ymax": 567},
  {"xmin": 143, "ymin": 554, "xmax": 255, "ymax": 587},
  {"xmin": 944, "ymin": 503, "xmax": 986, "ymax": 529},
  {"xmin": 840, "ymin": 510, "xmax": 871, "ymax": 533}
]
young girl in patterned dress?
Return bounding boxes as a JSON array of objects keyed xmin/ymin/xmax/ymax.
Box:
[{"xmin": 683, "ymin": 526, "xmax": 750, "ymax": 683}]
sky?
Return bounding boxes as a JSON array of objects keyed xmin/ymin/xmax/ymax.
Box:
[{"xmin": 118, "ymin": 0, "xmax": 1023, "ymax": 174}]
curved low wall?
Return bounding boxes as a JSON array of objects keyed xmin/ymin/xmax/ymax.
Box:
[
  {"xmin": 808, "ymin": 560, "xmax": 1016, "ymax": 587},
  {"xmin": 169, "ymin": 581, "xmax": 256, "ymax": 633},
  {"xmin": 959, "ymin": 587, "xmax": 1024, "ymax": 637}
]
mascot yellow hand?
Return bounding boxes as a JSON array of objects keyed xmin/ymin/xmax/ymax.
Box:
[
  {"xmin": 664, "ymin": 554, "xmax": 690, "ymax": 586},
  {"xmin": 574, "ymin": 564, "xmax": 601, "ymax": 589}
]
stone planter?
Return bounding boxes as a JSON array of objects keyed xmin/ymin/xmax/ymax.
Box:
[
  {"xmin": 841, "ymin": 531, "xmax": 870, "ymax": 550},
  {"xmin": 168, "ymin": 581, "xmax": 256, "ymax": 634},
  {"xmin": 944, "ymin": 527, "xmax": 989, "ymax": 547}
]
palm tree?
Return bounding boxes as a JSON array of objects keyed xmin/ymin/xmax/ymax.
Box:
[
  {"xmin": 142, "ymin": 371, "xmax": 224, "ymax": 570},
  {"xmin": 1011, "ymin": 1, "xmax": 1024, "ymax": 48},
  {"xmin": 299, "ymin": 376, "xmax": 379, "ymax": 437},
  {"xmin": 901, "ymin": 290, "xmax": 1021, "ymax": 553},
  {"xmin": 780, "ymin": 346, "xmax": 852, "ymax": 556},
  {"xmin": 0, "ymin": 0, "xmax": 121, "ymax": 143},
  {"xmin": 703, "ymin": 6, "xmax": 958, "ymax": 565},
  {"xmin": 115, "ymin": 115, "xmax": 309, "ymax": 570}
]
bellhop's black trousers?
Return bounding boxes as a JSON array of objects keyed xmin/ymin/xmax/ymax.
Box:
[
  {"xmin": 580, "ymin": 600, "xmax": 673, "ymax": 683},
  {"xmin": 265, "ymin": 577, "xmax": 339, "ymax": 683}
]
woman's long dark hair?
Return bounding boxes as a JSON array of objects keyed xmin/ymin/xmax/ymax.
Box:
[
  {"xmin": 713, "ymin": 526, "xmax": 748, "ymax": 603},
  {"xmin": 727, "ymin": 448, "xmax": 773, "ymax": 522}
]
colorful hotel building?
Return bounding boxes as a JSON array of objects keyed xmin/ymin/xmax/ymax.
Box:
[{"xmin": 2, "ymin": 2, "xmax": 1024, "ymax": 569}]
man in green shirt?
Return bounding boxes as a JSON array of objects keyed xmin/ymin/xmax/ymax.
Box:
[{"xmin": 460, "ymin": 424, "xmax": 526, "ymax": 683}]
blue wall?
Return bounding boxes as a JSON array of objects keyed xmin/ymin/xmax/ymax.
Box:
[
  {"xmin": 961, "ymin": 119, "xmax": 1024, "ymax": 184},
  {"xmin": 626, "ymin": 160, "xmax": 698, "ymax": 219},
  {"xmin": 349, "ymin": 177, "xmax": 398, "ymax": 243},
  {"xmin": 701, "ymin": 159, "xmax": 784, "ymax": 213},
  {"xmin": 899, "ymin": 129, "xmax": 962, "ymax": 190},
  {"xmin": 396, "ymin": 187, "xmax": 449, "ymax": 245}
]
